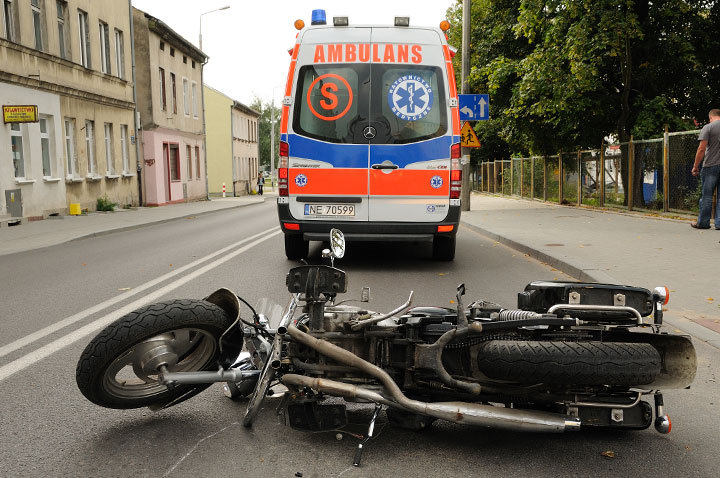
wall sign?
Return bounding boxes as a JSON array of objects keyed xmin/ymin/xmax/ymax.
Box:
[{"xmin": 3, "ymin": 105, "xmax": 38, "ymax": 124}]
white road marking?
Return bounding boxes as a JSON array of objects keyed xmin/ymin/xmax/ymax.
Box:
[
  {"xmin": 0, "ymin": 226, "xmax": 279, "ymax": 360},
  {"xmin": 0, "ymin": 229, "xmax": 282, "ymax": 382}
]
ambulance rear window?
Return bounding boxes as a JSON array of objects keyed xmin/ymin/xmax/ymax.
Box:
[
  {"xmin": 375, "ymin": 65, "xmax": 447, "ymax": 144},
  {"xmin": 293, "ymin": 64, "xmax": 367, "ymax": 144}
]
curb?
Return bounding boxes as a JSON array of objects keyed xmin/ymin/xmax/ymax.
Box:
[
  {"xmin": 70, "ymin": 197, "xmax": 270, "ymax": 243},
  {"xmin": 460, "ymin": 218, "xmax": 720, "ymax": 350}
]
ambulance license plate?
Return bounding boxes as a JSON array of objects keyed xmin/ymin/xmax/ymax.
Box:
[{"xmin": 304, "ymin": 204, "xmax": 355, "ymax": 217}]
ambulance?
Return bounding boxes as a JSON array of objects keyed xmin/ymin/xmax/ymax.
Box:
[{"xmin": 277, "ymin": 10, "xmax": 462, "ymax": 260}]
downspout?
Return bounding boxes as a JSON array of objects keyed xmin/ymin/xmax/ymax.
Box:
[
  {"xmin": 230, "ymin": 103, "xmax": 235, "ymax": 197},
  {"xmin": 128, "ymin": 0, "xmax": 143, "ymax": 206},
  {"xmin": 201, "ymin": 57, "xmax": 209, "ymax": 200}
]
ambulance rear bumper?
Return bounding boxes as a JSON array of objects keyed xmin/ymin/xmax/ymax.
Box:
[{"xmin": 277, "ymin": 204, "xmax": 460, "ymax": 242}]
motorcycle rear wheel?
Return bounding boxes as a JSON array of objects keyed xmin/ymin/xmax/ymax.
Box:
[
  {"xmin": 76, "ymin": 300, "xmax": 234, "ymax": 409},
  {"xmin": 477, "ymin": 340, "xmax": 661, "ymax": 386}
]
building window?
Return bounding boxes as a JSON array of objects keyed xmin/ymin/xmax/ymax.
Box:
[
  {"xmin": 159, "ymin": 41, "xmax": 164, "ymax": 51},
  {"xmin": 78, "ymin": 10, "xmax": 90, "ymax": 68},
  {"xmin": 159, "ymin": 67, "xmax": 166, "ymax": 111},
  {"xmin": 99, "ymin": 21, "xmax": 111, "ymax": 74},
  {"xmin": 170, "ymin": 47, "xmax": 174, "ymax": 57},
  {"xmin": 183, "ymin": 55, "xmax": 187, "ymax": 64},
  {"xmin": 169, "ymin": 144, "xmax": 180, "ymax": 181},
  {"xmin": 191, "ymin": 81, "xmax": 198, "ymax": 118},
  {"xmin": 170, "ymin": 73, "xmax": 177, "ymax": 114},
  {"xmin": 10, "ymin": 123, "xmax": 25, "ymax": 178},
  {"xmin": 195, "ymin": 146, "xmax": 200, "ymax": 180},
  {"xmin": 85, "ymin": 120, "xmax": 96, "ymax": 175},
  {"xmin": 31, "ymin": 0, "xmax": 45, "ymax": 51},
  {"xmin": 114, "ymin": 29, "xmax": 124, "ymax": 79},
  {"xmin": 39, "ymin": 116, "xmax": 54, "ymax": 176},
  {"xmin": 186, "ymin": 144, "xmax": 192, "ymax": 179},
  {"xmin": 3, "ymin": 0, "xmax": 16, "ymax": 42},
  {"xmin": 104, "ymin": 123, "xmax": 114, "ymax": 175},
  {"xmin": 120, "ymin": 125, "xmax": 129, "ymax": 174},
  {"xmin": 56, "ymin": 1, "xmax": 69, "ymax": 59},
  {"xmin": 64, "ymin": 118, "xmax": 77, "ymax": 177},
  {"xmin": 192, "ymin": 60, "xmax": 195, "ymax": 69},
  {"xmin": 183, "ymin": 78, "xmax": 190, "ymax": 116}
]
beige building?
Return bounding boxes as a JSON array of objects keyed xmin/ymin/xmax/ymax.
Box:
[
  {"xmin": 231, "ymin": 100, "xmax": 260, "ymax": 195},
  {"xmin": 1, "ymin": 0, "xmax": 139, "ymax": 220},
  {"xmin": 133, "ymin": 8, "xmax": 207, "ymax": 206},
  {"xmin": 204, "ymin": 85, "xmax": 259, "ymax": 196}
]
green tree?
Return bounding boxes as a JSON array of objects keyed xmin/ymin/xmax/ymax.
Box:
[
  {"xmin": 249, "ymin": 97, "xmax": 281, "ymax": 171},
  {"xmin": 446, "ymin": 0, "xmax": 720, "ymax": 207}
]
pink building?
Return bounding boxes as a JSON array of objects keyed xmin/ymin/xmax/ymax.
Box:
[{"xmin": 133, "ymin": 9, "xmax": 207, "ymax": 206}]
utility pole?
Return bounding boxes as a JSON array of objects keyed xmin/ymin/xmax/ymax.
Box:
[{"xmin": 460, "ymin": 0, "xmax": 471, "ymax": 211}]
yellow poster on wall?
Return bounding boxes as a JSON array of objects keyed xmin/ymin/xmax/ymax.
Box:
[{"xmin": 3, "ymin": 105, "xmax": 38, "ymax": 123}]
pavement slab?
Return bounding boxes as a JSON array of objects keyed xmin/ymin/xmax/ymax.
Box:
[{"xmin": 462, "ymin": 193, "xmax": 720, "ymax": 348}]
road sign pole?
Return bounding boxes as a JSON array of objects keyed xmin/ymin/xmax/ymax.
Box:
[{"xmin": 460, "ymin": 0, "xmax": 471, "ymax": 212}]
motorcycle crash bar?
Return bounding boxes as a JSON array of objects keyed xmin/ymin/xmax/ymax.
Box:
[{"xmin": 285, "ymin": 324, "xmax": 581, "ymax": 433}]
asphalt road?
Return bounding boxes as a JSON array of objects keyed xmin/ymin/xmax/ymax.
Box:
[{"xmin": 0, "ymin": 201, "xmax": 718, "ymax": 477}]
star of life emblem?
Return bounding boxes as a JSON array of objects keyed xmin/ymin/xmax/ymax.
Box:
[
  {"xmin": 295, "ymin": 174, "xmax": 308, "ymax": 187},
  {"xmin": 387, "ymin": 75, "xmax": 434, "ymax": 121},
  {"xmin": 430, "ymin": 175, "xmax": 443, "ymax": 189}
]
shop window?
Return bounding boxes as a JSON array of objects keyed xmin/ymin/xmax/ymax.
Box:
[{"xmin": 10, "ymin": 123, "xmax": 25, "ymax": 178}]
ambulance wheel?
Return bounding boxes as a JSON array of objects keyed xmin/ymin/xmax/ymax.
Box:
[
  {"xmin": 285, "ymin": 234, "xmax": 308, "ymax": 260},
  {"xmin": 432, "ymin": 235, "xmax": 456, "ymax": 261}
]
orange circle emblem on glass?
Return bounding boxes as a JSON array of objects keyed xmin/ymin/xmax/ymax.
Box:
[{"xmin": 306, "ymin": 73, "xmax": 354, "ymax": 121}]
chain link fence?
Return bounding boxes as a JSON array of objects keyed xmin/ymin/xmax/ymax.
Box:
[{"xmin": 477, "ymin": 128, "xmax": 718, "ymax": 216}]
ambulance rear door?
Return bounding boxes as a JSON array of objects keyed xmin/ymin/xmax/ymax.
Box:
[
  {"xmin": 367, "ymin": 28, "xmax": 452, "ymax": 223},
  {"xmin": 287, "ymin": 28, "xmax": 371, "ymax": 223}
]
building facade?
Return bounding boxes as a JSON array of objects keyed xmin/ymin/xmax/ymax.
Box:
[
  {"xmin": 1, "ymin": 0, "xmax": 139, "ymax": 219},
  {"xmin": 133, "ymin": 8, "xmax": 207, "ymax": 206},
  {"xmin": 204, "ymin": 85, "xmax": 259, "ymax": 196},
  {"xmin": 231, "ymin": 100, "xmax": 259, "ymax": 195}
]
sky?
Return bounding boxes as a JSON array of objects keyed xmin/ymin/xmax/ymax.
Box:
[{"xmin": 131, "ymin": 0, "xmax": 455, "ymax": 108}]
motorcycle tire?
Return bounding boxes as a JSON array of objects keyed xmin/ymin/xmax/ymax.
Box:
[
  {"xmin": 477, "ymin": 340, "xmax": 661, "ymax": 386},
  {"xmin": 76, "ymin": 299, "xmax": 234, "ymax": 409}
]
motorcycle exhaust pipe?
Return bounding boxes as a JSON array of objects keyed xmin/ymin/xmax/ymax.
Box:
[
  {"xmin": 286, "ymin": 325, "xmax": 581, "ymax": 433},
  {"xmin": 282, "ymin": 374, "xmax": 579, "ymax": 433}
]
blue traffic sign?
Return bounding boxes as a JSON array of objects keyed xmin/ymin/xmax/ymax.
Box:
[{"xmin": 458, "ymin": 94, "xmax": 489, "ymax": 121}]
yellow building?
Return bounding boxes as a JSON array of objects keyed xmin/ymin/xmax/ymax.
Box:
[
  {"xmin": 1, "ymin": 0, "xmax": 139, "ymax": 219},
  {"xmin": 204, "ymin": 85, "xmax": 259, "ymax": 196}
]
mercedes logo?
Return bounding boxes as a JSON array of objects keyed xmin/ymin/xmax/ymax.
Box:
[{"xmin": 363, "ymin": 126, "xmax": 376, "ymax": 140}]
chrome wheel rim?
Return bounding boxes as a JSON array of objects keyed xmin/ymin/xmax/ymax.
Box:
[{"xmin": 102, "ymin": 328, "xmax": 217, "ymax": 399}]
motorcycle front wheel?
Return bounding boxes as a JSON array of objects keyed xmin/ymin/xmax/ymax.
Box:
[{"xmin": 76, "ymin": 300, "xmax": 234, "ymax": 409}]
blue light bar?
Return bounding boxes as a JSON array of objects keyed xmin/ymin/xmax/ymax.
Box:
[{"xmin": 311, "ymin": 9, "xmax": 327, "ymax": 25}]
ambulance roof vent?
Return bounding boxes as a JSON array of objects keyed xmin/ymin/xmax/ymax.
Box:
[
  {"xmin": 394, "ymin": 17, "xmax": 410, "ymax": 27},
  {"xmin": 311, "ymin": 9, "xmax": 327, "ymax": 25},
  {"xmin": 333, "ymin": 16, "xmax": 349, "ymax": 27}
]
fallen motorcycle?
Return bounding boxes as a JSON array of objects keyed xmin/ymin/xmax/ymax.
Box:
[{"xmin": 76, "ymin": 229, "xmax": 696, "ymax": 466}]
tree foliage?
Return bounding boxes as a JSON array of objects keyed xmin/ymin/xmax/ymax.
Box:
[
  {"xmin": 446, "ymin": 0, "xmax": 720, "ymax": 160},
  {"xmin": 249, "ymin": 97, "xmax": 281, "ymax": 171}
]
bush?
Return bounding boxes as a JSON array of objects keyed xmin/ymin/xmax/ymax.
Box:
[{"xmin": 96, "ymin": 195, "xmax": 116, "ymax": 212}]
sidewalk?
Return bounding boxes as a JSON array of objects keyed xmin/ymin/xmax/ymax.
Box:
[
  {"xmin": 0, "ymin": 193, "xmax": 274, "ymax": 257},
  {"xmin": 462, "ymin": 192, "xmax": 720, "ymax": 348}
]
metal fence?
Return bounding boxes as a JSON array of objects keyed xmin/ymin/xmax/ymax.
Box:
[{"xmin": 477, "ymin": 129, "xmax": 717, "ymax": 215}]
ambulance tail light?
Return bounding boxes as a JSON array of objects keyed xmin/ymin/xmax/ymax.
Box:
[
  {"xmin": 451, "ymin": 142, "xmax": 461, "ymax": 159},
  {"xmin": 450, "ymin": 146, "xmax": 462, "ymax": 199},
  {"xmin": 279, "ymin": 142, "xmax": 289, "ymax": 197}
]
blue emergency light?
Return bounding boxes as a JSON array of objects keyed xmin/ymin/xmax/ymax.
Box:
[{"xmin": 311, "ymin": 9, "xmax": 327, "ymax": 25}]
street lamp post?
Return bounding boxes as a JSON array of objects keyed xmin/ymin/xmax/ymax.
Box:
[
  {"xmin": 198, "ymin": 6, "xmax": 229, "ymax": 200},
  {"xmin": 199, "ymin": 6, "xmax": 230, "ymax": 51}
]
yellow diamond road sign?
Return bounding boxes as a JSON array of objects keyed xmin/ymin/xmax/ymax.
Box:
[{"xmin": 460, "ymin": 121, "xmax": 481, "ymax": 148}]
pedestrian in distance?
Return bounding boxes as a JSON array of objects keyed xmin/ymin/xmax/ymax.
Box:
[
  {"xmin": 690, "ymin": 108, "xmax": 720, "ymax": 229},
  {"xmin": 257, "ymin": 172, "xmax": 264, "ymax": 196}
]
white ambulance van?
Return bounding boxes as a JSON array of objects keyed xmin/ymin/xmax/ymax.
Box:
[{"xmin": 276, "ymin": 10, "xmax": 462, "ymax": 260}]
